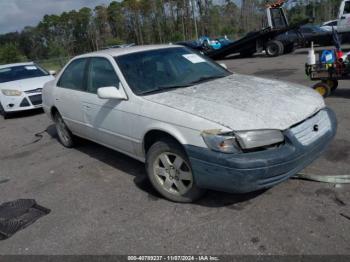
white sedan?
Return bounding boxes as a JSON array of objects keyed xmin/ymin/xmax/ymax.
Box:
[
  {"xmin": 43, "ymin": 45, "xmax": 336, "ymax": 202},
  {"xmin": 0, "ymin": 62, "xmax": 55, "ymax": 118}
]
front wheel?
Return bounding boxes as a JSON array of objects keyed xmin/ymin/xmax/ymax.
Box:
[
  {"xmin": 0, "ymin": 102, "xmax": 8, "ymax": 119},
  {"xmin": 266, "ymin": 40, "xmax": 284, "ymax": 57},
  {"xmin": 53, "ymin": 111, "xmax": 75, "ymax": 148},
  {"xmin": 146, "ymin": 139, "xmax": 206, "ymax": 202}
]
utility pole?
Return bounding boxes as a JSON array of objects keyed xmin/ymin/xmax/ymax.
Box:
[{"xmin": 191, "ymin": 0, "xmax": 199, "ymax": 39}]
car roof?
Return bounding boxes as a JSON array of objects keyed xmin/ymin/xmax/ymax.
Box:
[
  {"xmin": 0, "ymin": 61, "xmax": 34, "ymax": 70},
  {"xmin": 75, "ymin": 44, "xmax": 183, "ymax": 59}
]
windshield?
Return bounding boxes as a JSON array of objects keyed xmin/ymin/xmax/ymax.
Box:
[
  {"xmin": 115, "ymin": 47, "xmax": 230, "ymax": 95},
  {"xmin": 0, "ymin": 64, "xmax": 49, "ymax": 83}
]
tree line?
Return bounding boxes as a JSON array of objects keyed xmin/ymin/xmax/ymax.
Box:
[{"xmin": 0, "ymin": 0, "xmax": 344, "ymax": 64}]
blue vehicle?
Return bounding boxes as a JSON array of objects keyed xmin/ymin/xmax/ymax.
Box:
[
  {"xmin": 177, "ymin": 36, "xmax": 234, "ymax": 53},
  {"xmin": 198, "ymin": 36, "xmax": 234, "ymax": 50}
]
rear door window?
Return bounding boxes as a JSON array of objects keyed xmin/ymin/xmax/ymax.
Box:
[{"xmin": 58, "ymin": 58, "xmax": 87, "ymax": 91}]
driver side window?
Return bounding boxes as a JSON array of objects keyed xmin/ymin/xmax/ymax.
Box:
[
  {"xmin": 58, "ymin": 58, "xmax": 87, "ymax": 91},
  {"xmin": 87, "ymin": 57, "xmax": 120, "ymax": 94}
]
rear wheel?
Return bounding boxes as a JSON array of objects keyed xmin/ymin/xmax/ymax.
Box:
[
  {"xmin": 146, "ymin": 139, "xmax": 206, "ymax": 202},
  {"xmin": 53, "ymin": 111, "xmax": 75, "ymax": 148},
  {"xmin": 322, "ymin": 79, "xmax": 338, "ymax": 92},
  {"xmin": 312, "ymin": 82, "xmax": 331, "ymax": 98},
  {"xmin": 266, "ymin": 40, "xmax": 284, "ymax": 57}
]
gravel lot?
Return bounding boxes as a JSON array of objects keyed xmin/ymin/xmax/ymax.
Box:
[{"xmin": 0, "ymin": 47, "xmax": 349, "ymax": 255}]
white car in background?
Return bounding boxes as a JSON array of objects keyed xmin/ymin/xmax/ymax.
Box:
[
  {"xmin": 0, "ymin": 62, "xmax": 55, "ymax": 118},
  {"xmin": 321, "ymin": 20, "xmax": 338, "ymax": 31}
]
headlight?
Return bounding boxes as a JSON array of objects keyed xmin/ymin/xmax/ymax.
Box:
[
  {"xmin": 201, "ymin": 130, "xmax": 241, "ymax": 153},
  {"xmin": 1, "ymin": 89, "xmax": 22, "ymax": 96},
  {"xmin": 201, "ymin": 129, "xmax": 284, "ymax": 153},
  {"xmin": 235, "ymin": 130, "xmax": 284, "ymax": 149}
]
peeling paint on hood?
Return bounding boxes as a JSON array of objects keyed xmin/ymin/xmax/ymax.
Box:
[{"xmin": 143, "ymin": 74, "xmax": 325, "ymax": 131}]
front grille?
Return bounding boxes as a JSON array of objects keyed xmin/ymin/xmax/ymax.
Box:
[
  {"xmin": 28, "ymin": 94, "xmax": 42, "ymax": 105},
  {"xmin": 290, "ymin": 110, "xmax": 331, "ymax": 146},
  {"xmin": 20, "ymin": 98, "xmax": 30, "ymax": 107},
  {"xmin": 25, "ymin": 88, "xmax": 42, "ymax": 94}
]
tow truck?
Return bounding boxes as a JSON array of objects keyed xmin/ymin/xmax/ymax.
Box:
[{"xmin": 179, "ymin": 0, "xmax": 308, "ymax": 59}]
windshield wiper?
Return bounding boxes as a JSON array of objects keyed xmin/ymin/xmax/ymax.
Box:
[
  {"xmin": 140, "ymin": 84, "xmax": 191, "ymax": 95},
  {"xmin": 188, "ymin": 75, "xmax": 226, "ymax": 85},
  {"xmin": 140, "ymin": 75, "xmax": 226, "ymax": 95}
]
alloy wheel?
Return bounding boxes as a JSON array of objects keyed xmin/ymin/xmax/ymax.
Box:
[
  {"xmin": 153, "ymin": 152, "xmax": 193, "ymax": 195},
  {"xmin": 55, "ymin": 115, "xmax": 71, "ymax": 145}
]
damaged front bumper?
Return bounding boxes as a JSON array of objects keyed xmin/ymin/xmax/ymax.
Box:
[{"xmin": 185, "ymin": 108, "xmax": 337, "ymax": 193}]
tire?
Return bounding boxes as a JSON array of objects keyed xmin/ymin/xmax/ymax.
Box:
[
  {"xmin": 0, "ymin": 102, "xmax": 8, "ymax": 119},
  {"xmin": 312, "ymin": 82, "xmax": 331, "ymax": 98},
  {"xmin": 276, "ymin": 41, "xmax": 284, "ymax": 54},
  {"xmin": 266, "ymin": 40, "xmax": 284, "ymax": 57},
  {"xmin": 53, "ymin": 111, "xmax": 75, "ymax": 148},
  {"xmin": 146, "ymin": 138, "xmax": 206, "ymax": 203},
  {"xmin": 322, "ymin": 79, "xmax": 338, "ymax": 92}
]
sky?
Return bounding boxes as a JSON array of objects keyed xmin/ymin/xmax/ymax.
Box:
[{"xmin": 0, "ymin": 0, "xmax": 117, "ymax": 34}]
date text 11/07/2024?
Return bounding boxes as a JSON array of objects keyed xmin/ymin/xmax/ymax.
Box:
[{"xmin": 127, "ymin": 256, "xmax": 220, "ymax": 261}]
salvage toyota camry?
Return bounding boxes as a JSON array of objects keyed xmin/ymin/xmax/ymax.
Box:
[
  {"xmin": 42, "ymin": 45, "xmax": 337, "ymax": 202},
  {"xmin": 0, "ymin": 62, "xmax": 55, "ymax": 118}
]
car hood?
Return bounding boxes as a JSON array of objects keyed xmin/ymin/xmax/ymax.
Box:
[
  {"xmin": 143, "ymin": 74, "xmax": 325, "ymax": 131},
  {"xmin": 0, "ymin": 75, "xmax": 55, "ymax": 92}
]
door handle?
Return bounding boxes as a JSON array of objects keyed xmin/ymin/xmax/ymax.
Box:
[
  {"xmin": 83, "ymin": 105, "xmax": 91, "ymax": 109},
  {"xmin": 55, "ymin": 98, "xmax": 59, "ymax": 101},
  {"xmin": 341, "ymin": 16, "xmax": 346, "ymax": 19}
]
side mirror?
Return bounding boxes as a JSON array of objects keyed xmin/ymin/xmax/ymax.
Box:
[
  {"xmin": 220, "ymin": 63, "xmax": 228, "ymax": 69},
  {"xmin": 49, "ymin": 70, "xmax": 56, "ymax": 76},
  {"xmin": 97, "ymin": 85, "xmax": 127, "ymax": 100}
]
